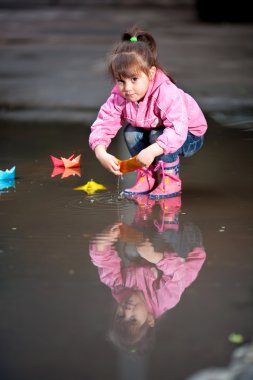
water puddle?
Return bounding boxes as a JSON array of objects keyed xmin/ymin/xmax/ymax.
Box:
[
  {"xmin": 0, "ymin": 121, "xmax": 252, "ymax": 380},
  {"xmin": 210, "ymin": 108, "xmax": 253, "ymax": 131}
]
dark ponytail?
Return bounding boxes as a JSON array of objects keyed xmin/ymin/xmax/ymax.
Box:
[
  {"xmin": 108, "ymin": 25, "xmax": 175, "ymax": 83},
  {"xmin": 122, "ymin": 26, "xmax": 158, "ymax": 58}
]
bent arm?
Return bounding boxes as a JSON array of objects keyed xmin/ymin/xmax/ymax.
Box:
[
  {"xmin": 89, "ymin": 224, "xmax": 123, "ymax": 288},
  {"xmin": 155, "ymin": 84, "xmax": 189, "ymax": 155},
  {"xmin": 89, "ymin": 93, "xmax": 124, "ymax": 151}
]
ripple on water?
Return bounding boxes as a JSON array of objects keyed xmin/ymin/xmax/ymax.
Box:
[{"xmin": 67, "ymin": 190, "xmax": 133, "ymax": 214}]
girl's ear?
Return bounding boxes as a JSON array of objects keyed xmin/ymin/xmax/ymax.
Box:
[
  {"xmin": 147, "ymin": 313, "xmax": 155, "ymax": 327},
  {"xmin": 149, "ymin": 66, "xmax": 156, "ymax": 81}
]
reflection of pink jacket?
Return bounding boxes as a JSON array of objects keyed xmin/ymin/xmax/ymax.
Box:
[
  {"xmin": 89, "ymin": 69, "xmax": 207, "ymax": 154},
  {"xmin": 89, "ymin": 244, "xmax": 206, "ymax": 319}
]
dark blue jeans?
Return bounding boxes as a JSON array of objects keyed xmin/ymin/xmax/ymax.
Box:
[{"xmin": 123, "ymin": 124, "xmax": 204, "ymax": 164}]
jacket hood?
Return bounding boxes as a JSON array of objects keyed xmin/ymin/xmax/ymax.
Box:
[{"xmin": 111, "ymin": 69, "xmax": 171, "ymax": 101}]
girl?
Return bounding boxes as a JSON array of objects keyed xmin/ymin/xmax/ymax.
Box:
[{"xmin": 89, "ymin": 26, "xmax": 207, "ymax": 198}]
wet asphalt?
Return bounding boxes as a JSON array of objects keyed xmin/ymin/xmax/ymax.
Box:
[{"xmin": 0, "ymin": 5, "xmax": 253, "ymax": 380}]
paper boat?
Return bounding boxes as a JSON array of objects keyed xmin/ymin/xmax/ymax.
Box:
[
  {"xmin": 51, "ymin": 167, "xmax": 81, "ymax": 179},
  {"xmin": 118, "ymin": 155, "xmax": 143, "ymax": 173},
  {"xmin": 0, "ymin": 178, "xmax": 15, "ymax": 192},
  {"xmin": 0, "ymin": 166, "xmax": 16, "ymax": 180},
  {"xmin": 50, "ymin": 154, "xmax": 75, "ymax": 167},
  {"xmin": 74, "ymin": 180, "xmax": 106, "ymax": 195},
  {"xmin": 61, "ymin": 154, "xmax": 81, "ymax": 168},
  {"xmin": 119, "ymin": 223, "xmax": 144, "ymax": 244}
]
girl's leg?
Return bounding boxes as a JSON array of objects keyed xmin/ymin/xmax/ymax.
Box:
[
  {"xmin": 149, "ymin": 128, "xmax": 179, "ymax": 163},
  {"xmin": 149, "ymin": 158, "xmax": 182, "ymax": 199},
  {"xmin": 123, "ymin": 124, "xmax": 156, "ymax": 195},
  {"xmin": 123, "ymin": 125, "xmax": 204, "ymax": 197},
  {"xmin": 179, "ymin": 132, "xmax": 204, "ymax": 158},
  {"xmin": 149, "ymin": 128, "xmax": 204, "ymax": 161},
  {"xmin": 123, "ymin": 124, "xmax": 150, "ymax": 156},
  {"xmin": 148, "ymin": 129, "xmax": 204, "ymax": 198}
]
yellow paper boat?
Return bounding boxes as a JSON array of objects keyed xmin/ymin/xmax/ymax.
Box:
[{"xmin": 74, "ymin": 180, "xmax": 106, "ymax": 195}]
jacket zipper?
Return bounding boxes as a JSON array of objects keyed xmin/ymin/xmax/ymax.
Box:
[{"xmin": 135, "ymin": 101, "xmax": 139, "ymax": 125}]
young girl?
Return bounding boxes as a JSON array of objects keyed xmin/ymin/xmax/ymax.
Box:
[{"xmin": 89, "ymin": 26, "xmax": 207, "ymax": 198}]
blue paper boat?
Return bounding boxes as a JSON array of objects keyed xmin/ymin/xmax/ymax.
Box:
[
  {"xmin": 0, "ymin": 178, "xmax": 15, "ymax": 192},
  {"xmin": 0, "ymin": 166, "xmax": 16, "ymax": 180}
]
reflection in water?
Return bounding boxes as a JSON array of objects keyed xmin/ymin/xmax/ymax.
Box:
[
  {"xmin": 89, "ymin": 195, "xmax": 206, "ymax": 356},
  {"xmin": 127, "ymin": 194, "xmax": 181, "ymax": 233},
  {"xmin": 0, "ymin": 178, "xmax": 15, "ymax": 194},
  {"xmin": 51, "ymin": 167, "xmax": 81, "ymax": 178},
  {"xmin": 0, "ymin": 166, "xmax": 16, "ymax": 194}
]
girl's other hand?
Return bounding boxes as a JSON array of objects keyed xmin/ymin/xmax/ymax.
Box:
[
  {"xmin": 137, "ymin": 147, "xmax": 156, "ymax": 168},
  {"xmin": 137, "ymin": 143, "xmax": 164, "ymax": 167},
  {"xmin": 95, "ymin": 148, "xmax": 122, "ymax": 175},
  {"xmin": 137, "ymin": 239, "xmax": 163, "ymax": 264},
  {"xmin": 96, "ymin": 222, "xmax": 123, "ymax": 251},
  {"xmin": 102, "ymin": 222, "xmax": 123, "ymax": 241}
]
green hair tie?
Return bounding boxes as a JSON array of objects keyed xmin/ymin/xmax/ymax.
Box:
[{"xmin": 130, "ymin": 36, "xmax": 138, "ymax": 42}]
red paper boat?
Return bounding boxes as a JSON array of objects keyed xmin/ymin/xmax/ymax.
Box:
[
  {"xmin": 61, "ymin": 154, "xmax": 81, "ymax": 168},
  {"xmin": 50, "ymin": 154, "xmax": 75, "ymax": 167}
]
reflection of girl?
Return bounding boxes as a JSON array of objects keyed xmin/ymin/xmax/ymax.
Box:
[{"xmin": 89, "ymin": 223, "xmax": 206, "ymax": 354}]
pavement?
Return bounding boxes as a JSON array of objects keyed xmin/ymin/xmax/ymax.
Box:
[{"xmin": 0, "ymin": 5, "xmax": 253, "ymax": 123}]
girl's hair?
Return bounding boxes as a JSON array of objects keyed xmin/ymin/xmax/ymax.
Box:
[
  {"xmin": 108, "ymin": 316, "xmax": 155, "ymax": 356},
  {"xmin": 108, "ymin": 26, "xmax": 174, "ymax": 82}
]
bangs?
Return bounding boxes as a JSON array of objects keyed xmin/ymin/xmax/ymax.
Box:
[
  {"xmin": 110, "ymin": 52, "xmax": 148, "ymax": 79},
  {"xmin": 112, "ymin": 318, "xmax": 149, "ymax": 345}
]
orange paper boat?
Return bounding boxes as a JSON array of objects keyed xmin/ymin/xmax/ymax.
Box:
[
  {"xmin": 61, "ymin": 154, "xmax": 81, "ymax": 169},
  {"xmin": 50, "ymin": 154, "xmax": 75, "ymax": 167},
  {"xmin": 118, "ymin": 155, "xmax": 144, "ymax": 173},
  {"xmin": 119, "ymin": 223, "xmax": 144, "ymax": 244}
]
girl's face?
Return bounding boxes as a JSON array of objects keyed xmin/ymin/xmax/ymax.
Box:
[
  {"xmin": 115, "ymin": 66, "xmax": 156, "ymax": 102},
  {"xmin": 116, "ymin": 291, "xmax": 154, "ymax": 327}
]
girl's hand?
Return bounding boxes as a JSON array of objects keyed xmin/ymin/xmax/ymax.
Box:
[
  {"xmin": 137, "ymin": 148, "xmax": 156, "ymax": 168},
  {"xmin": 96, "ymin": 222, "xmax": 123, "ymax": 251},
  {"xmin": 137, "ymin": 143, "xmax": 164, "ymax": 168},
  {"xmin": 99, "ymin": 152, "xmax": 122, "ymax": 175},
  {"xmin": 137, "ymin": 239, "xmax": 163, "ymax": 264},
  {"xmin": 103, "ymin": 223, "xmax": 123, "ymax": 242},
  {"xmin": 95, "ymin": 145, "xmax": 122, "ymax": 175}
]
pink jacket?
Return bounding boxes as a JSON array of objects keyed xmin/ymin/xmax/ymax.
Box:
[
  {"xmin": 89, "ymin": 69, "xmax": 207, "ymax": 154},
  {"xmin": 89, "ymin": 243, "xmax": 206, "ymax": 319}
]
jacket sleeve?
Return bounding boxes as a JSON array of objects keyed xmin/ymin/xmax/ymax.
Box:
[
  {"xmin": 89, "ymin": 93, "xmax": 125, "ymax": 151},
  {"xmin": 89, "ymin": 242, "xmax": 123, "ymax": 289},
  {"xmin": 152, "ymin": 247, "xmax": 206, "ymax": 316},
  {"xmin": 156, "ymin": 247, "xmax": 206, "ymax": 287},
  {"xmin": 181, "ymin": 247, "xmax": 206, "ymax": 288},
  {"xmin": 155, "ymin": 83, "xmax": 189, "ymax": 154}
]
